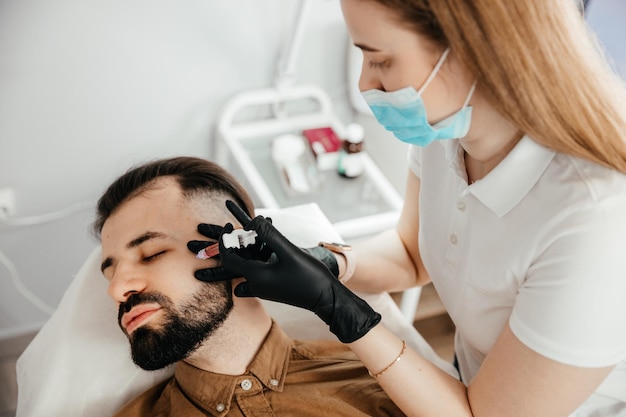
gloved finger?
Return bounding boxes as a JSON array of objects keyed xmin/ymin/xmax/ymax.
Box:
[
  {"xmin": 226, "ymin": 200, "xmax": 252, "ymax": 227},
  {"xmin": 194, "ymin": 266, "xmax": 238, "ymax": 282},
  {"xmin": 197, "ymin": 223, "xmax": 223, "ymax": 239},
  {"xmin": 246, "ymin": 216, "xmax": 301, "ymax": 260},
  {"xmin": 187, "ymin": 240, "xmax": 214, "ymax": 254},
  {"xmin": 233, "ymin": 282, "xmax": 256, "ymax": 298},
  {"xmin": 256, "ymin": 241, "xmax": 274, "ymax": 261},
  {"xmin": 219, "ymin": 245, "xmax": 272, "ymax": 275},
  {"xmin": 236, "ymin": 245, "xmax": 267, "ymax": 260},
  {"xmin": 218, "ymin": 222, "xmax": 235, "ymax": 245}
]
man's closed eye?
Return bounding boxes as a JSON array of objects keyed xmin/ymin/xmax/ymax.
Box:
[{"xmin": 143, "ymin": 251, "xmax": 166, "ymax": 263}]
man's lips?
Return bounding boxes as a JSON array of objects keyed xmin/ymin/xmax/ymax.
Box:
[{"xmin": 121, "ymin": 303, "xmax": 162, "ymax": 334}]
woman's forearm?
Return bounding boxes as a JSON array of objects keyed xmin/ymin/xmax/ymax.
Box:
[
  {"xmin": 345, "ymin": 228, "xmax": 430, "ymax": 293},
  {"xmin": 350, "ymin": 324, "xmax": 472, "ymax": 417}
]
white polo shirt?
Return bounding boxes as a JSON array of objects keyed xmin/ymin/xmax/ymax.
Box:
[{"xmin": 409, "ymin": 136, "xmax": 626, "ymax": 412}]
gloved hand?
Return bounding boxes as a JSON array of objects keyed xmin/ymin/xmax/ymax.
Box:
[
  {"xmin": 188, "ymin": 222, "xmax": 274, "ymax": 282},
  {"xmin": 188, "ymin": 207, "xmax": 339, "ymax": 282},
  {"xmin": 213, "ymin": 201, "xmax": 381, "ymax": 343}
]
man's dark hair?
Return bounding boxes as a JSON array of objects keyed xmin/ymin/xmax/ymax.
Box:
[{"xmin": 93, "ymin": 156, "xmax": 255, "ymax": 237}]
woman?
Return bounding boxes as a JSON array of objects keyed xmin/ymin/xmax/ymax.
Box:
[{"xmin": 193, "ymin": 0, "xmax": 626, "ymax": 415}]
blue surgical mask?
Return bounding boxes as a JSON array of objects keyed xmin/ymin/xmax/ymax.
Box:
[{"xmin": 361, "ymin": 48, "xmax": 476, "ymax": 147}]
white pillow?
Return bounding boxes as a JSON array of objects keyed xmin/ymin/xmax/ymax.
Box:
[{"xmin": 16, "ymin": 203, "xmax": 457, "ymax": 417}]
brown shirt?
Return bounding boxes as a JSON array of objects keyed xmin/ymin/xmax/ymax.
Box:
[{"xmin": 113, "ymin": 321, "xmax": 404, "ymax": 416}]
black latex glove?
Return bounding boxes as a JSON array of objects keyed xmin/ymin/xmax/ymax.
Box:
[
  {"xmin": 188, "ymin": 222, "xmax": 274, "ymax": 282},
  {"xmin": 301, "ymin": 245, "xmax": 339, "ymax": 278},
  {"xmin": 188, "ymin": 210, "xmax": 339, "ymax": 281},
  {"xmin": 217, "ymin": 201, "xmax": 381, "ymax": 343}
]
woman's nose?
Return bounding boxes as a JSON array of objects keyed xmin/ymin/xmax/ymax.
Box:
[
  {"xmin": 107, "ymin": 266, "xmax": 147, "ymax": 303},
  {"xmin": 359, "ymin": 64, "xmax": 384, "ymax": 92}
]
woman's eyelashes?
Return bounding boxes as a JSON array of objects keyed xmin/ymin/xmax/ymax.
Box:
[{"xmin": 368, "ymin": 60, "xmax": 389, "ymax": 69}]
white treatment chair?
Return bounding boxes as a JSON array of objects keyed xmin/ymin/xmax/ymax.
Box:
[{"xmin": 16, "ymin": 203, "xmax": 457, "ymax": 417}]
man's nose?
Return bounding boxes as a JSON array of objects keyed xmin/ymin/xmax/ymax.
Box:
[{"xmin": 107, "ymin": 265, "xmax": 147, "ymax": 303}]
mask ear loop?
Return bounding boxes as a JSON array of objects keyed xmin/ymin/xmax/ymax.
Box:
[
  {"xmin": 462, "ymin": 82, "xmax": 477, "ymax": 108},
  {"xmin": 417, "ymin": 48, "xmax": 450, "ymax": 95}
]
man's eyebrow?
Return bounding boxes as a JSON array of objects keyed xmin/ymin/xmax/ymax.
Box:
[
  {"xmin": 100, "ymin": 231, "xmax": 173, "ymax": 273},
  {"xmin": 100, "ymin": 257, "xmax": 113, "ymax": 274},
  {"xmin": 127, "ymin": 231, "xmax": 171, "ymax": 249},
  {"xmin": 354, "ymin": 42, "xmax": 382, "ymax": 53}
]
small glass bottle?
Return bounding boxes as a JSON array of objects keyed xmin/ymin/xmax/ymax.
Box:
[{"xmin": 337, "ymin": 123, "xmax": 364, "ymax": 178}]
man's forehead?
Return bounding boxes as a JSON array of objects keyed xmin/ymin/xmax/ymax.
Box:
[
  {"xmin": 102, "ymin": 179, "xmax": 238, "ymax": 239},
  {"xmin": 186, "ymin": 191, "xmax": 238, "ymax": 226}
]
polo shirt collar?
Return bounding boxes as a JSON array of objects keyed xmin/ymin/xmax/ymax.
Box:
[
  {"xmin": 442, "ymin": 136, "xmax": 556, "ymax": 217},
  {"xmin": 174, "ymin": 320, "xmax": 290, "ymax": 416}
]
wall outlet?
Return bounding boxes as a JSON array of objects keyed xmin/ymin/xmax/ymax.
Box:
[{"xmin": 0, "ymin": 188, "xmax": 16, "ymax": 221}]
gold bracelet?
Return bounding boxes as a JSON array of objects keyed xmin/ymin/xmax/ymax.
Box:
[{"xmin": 368, "ymin": 340, "xmax": 407, "ymax": 378}]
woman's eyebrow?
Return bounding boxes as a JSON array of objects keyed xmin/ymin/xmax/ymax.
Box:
[{"xmin": 354, "ymin": 42, "xmax": 382, "ymax": 53}]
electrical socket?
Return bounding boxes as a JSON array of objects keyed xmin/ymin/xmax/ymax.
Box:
[{"xmin": 0, "ymin": 188, "xmax": 16, "ymax": 222}]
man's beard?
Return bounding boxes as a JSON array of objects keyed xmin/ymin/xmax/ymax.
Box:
[{"xmin": 118, "ymin": 281, "xmax": 233, "ymax": 371}]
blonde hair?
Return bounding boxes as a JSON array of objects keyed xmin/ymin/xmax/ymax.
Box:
[{"xmin": 376, "ymin": 0, "xmax": 626, "ymax": 173}]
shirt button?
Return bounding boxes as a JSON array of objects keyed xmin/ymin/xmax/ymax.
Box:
[
  {"xmin": 240, "ymin": 379, "xmax": 253, "ymax": 391},
  {"xmin": 450, "ymin": 234, "xmax": 458, "ymax": 245},
  {"xmin": 269, "ymin": 379, "xmax": 279, "ymax": 387},
  {"xmin": 457, "ymin": 201, "xmax": 466, "ymax": 211},
  {"xmin": 216, "ymin": 403, "xmax": 225, "ymax": 412}
]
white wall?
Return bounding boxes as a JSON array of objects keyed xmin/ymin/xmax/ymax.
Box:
[{"xmin": 0, "ymin": 0, "xmax": 355, "ymax": 338}]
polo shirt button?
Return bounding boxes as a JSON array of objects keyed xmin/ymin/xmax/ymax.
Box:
[
  {"xmin": 216, "ymin": 403, "xmax": 225, "ymax": 412},
  {"xmin": 269, "ymin": 378, "xmax": 279, "ymax": 387},
  {"xmin": 241, "ymin": 379, "xmax": 253, "ymax": 391},
  {"xmin": 450, "ymin": 234, "xmax": 458, "ymax": 245},
  {"xmin": 457, "ymin": 201, "xmax": 466, "ymax": 211}
]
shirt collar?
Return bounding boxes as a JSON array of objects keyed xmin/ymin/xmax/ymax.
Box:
[
  {"xmin": 174, "ymin": 320, "xmax": 290, "ymax": 416},
  {"xmin": 442, "ymin": 136, "xmax": 556, "ymax": 217}
]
